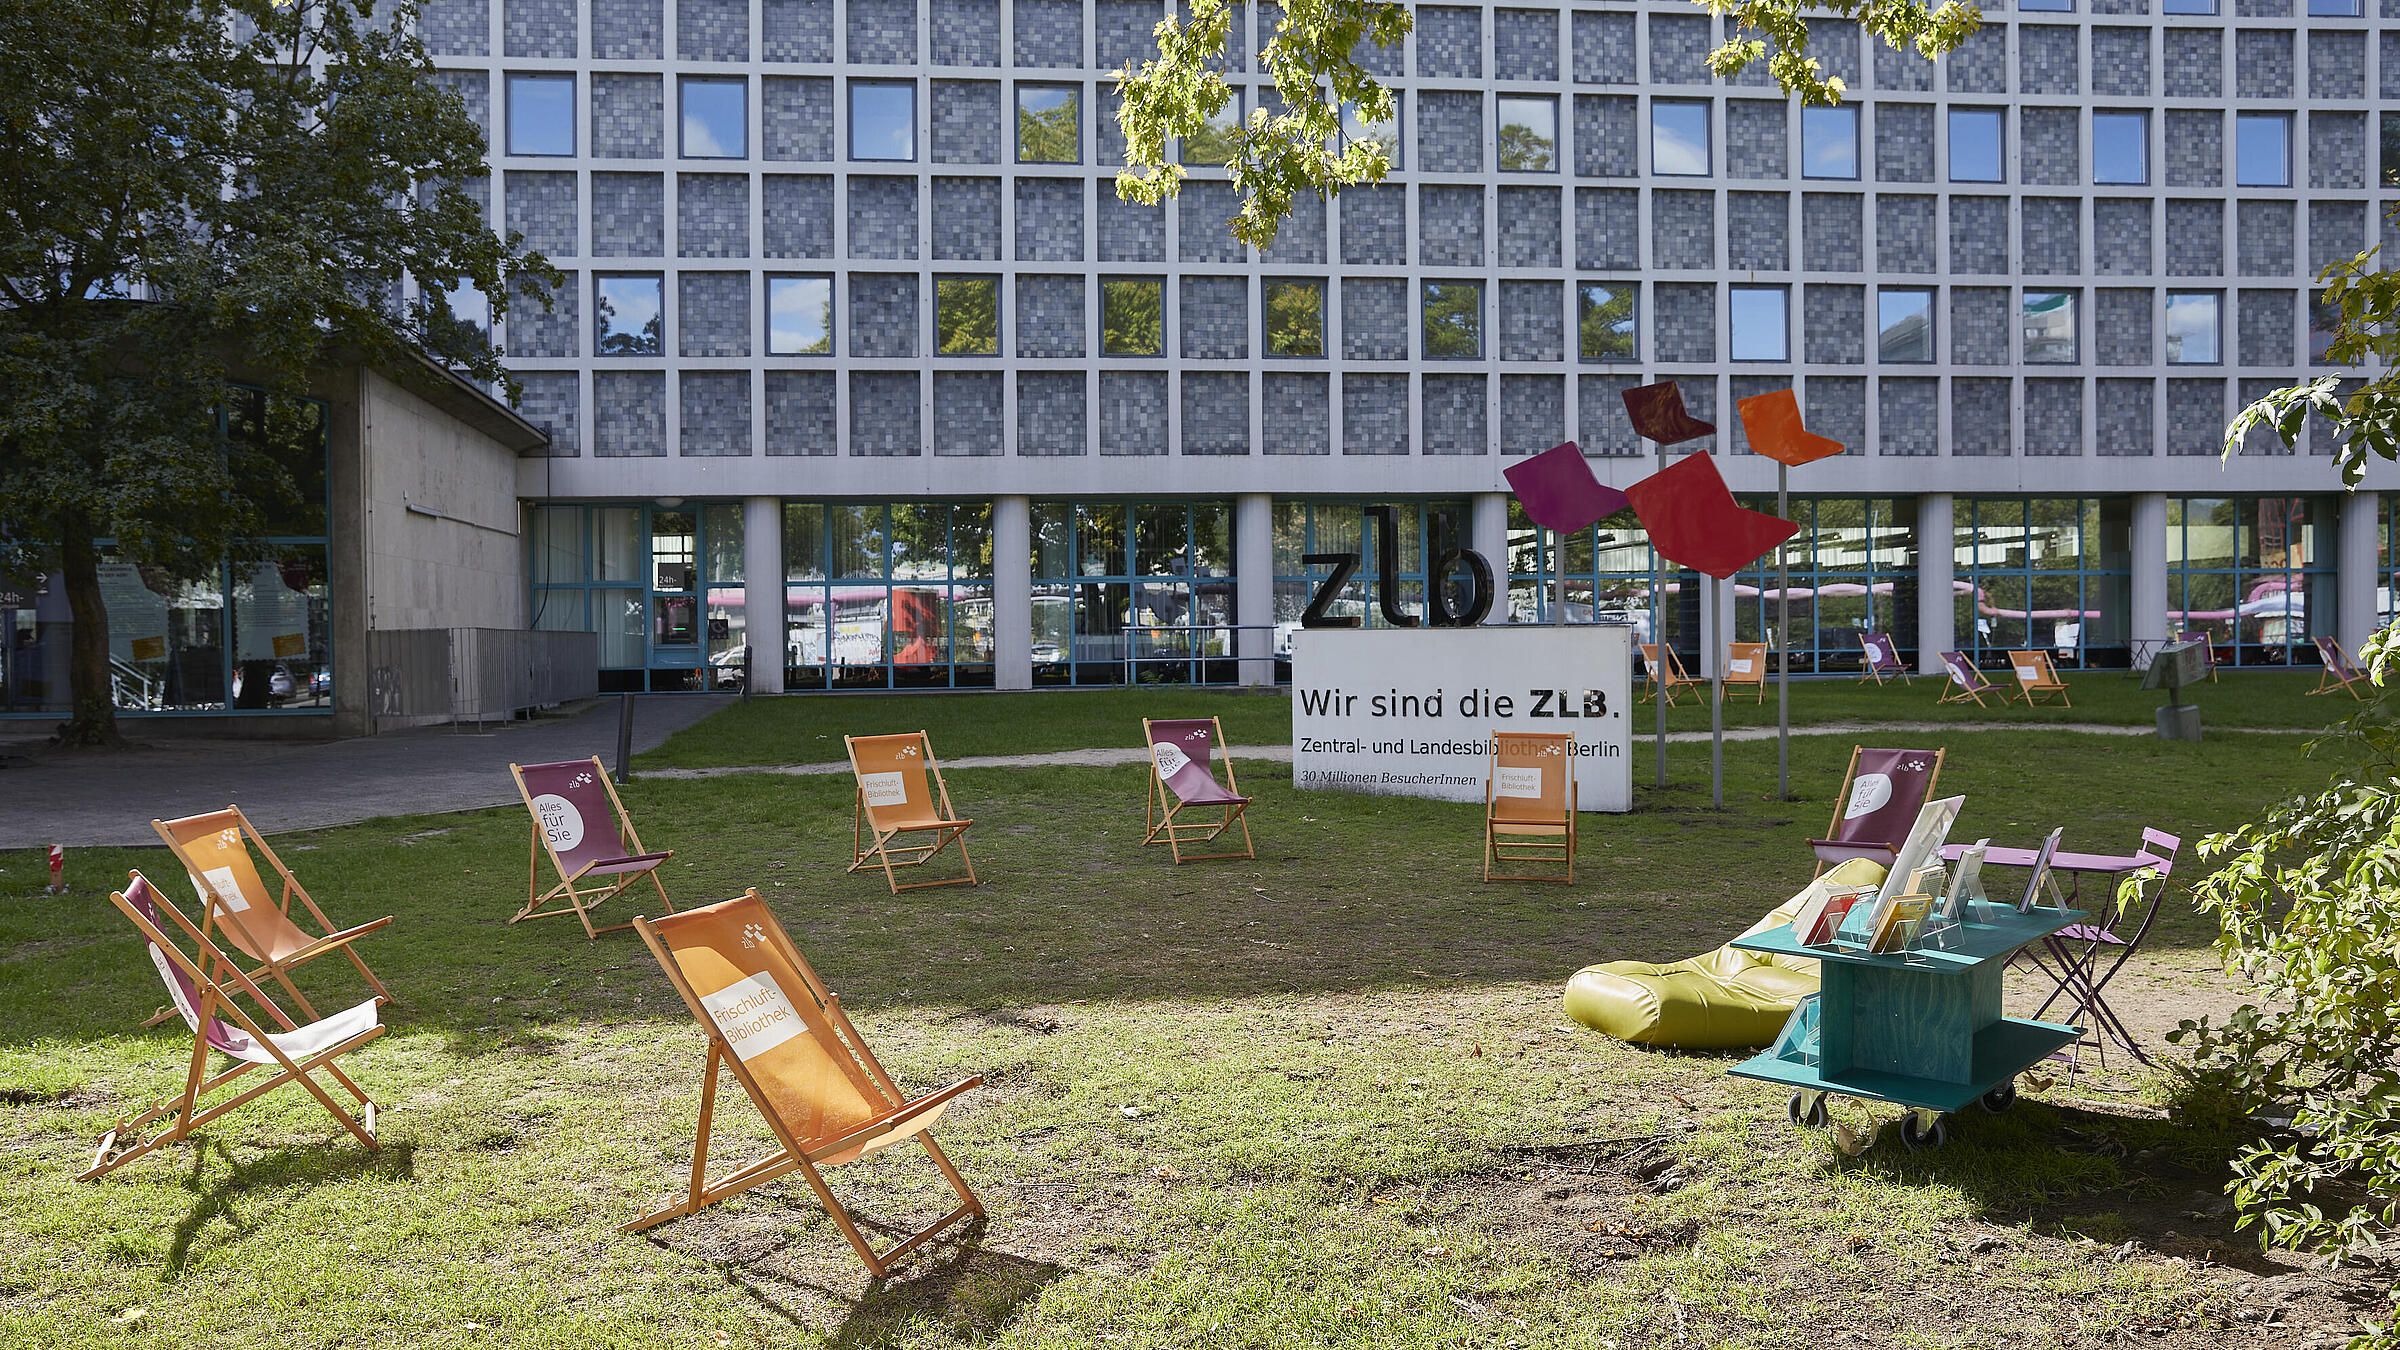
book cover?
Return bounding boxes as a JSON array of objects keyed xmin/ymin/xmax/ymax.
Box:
[
  {"xmin": 1870, "ymin": 897, "xmax": 1932, "ymax": 954},
  {"xmin": 1803, "ymin": 888, "xmax": 1868, "ymax": 946}
]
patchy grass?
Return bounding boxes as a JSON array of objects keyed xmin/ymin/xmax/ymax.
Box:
[
  {"xmin": 633, "ymin": 671, "xmax": 2342, "ymax": 771},
  {"xmin": 0, "ymin": 731, "xmax": 2376, "ymax": 1348}
]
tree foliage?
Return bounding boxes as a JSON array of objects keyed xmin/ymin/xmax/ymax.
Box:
[
  {"xmin": 1113, "ymin": 0, "xmax": 1982, "ymax": 249},
  {"xmin": 0, "ymin": 0, "xmax": 555, "ymax": 742},
  {"xmin": 2171, "ymin": 629, "xmax": 2400, "ymax": 1345}
]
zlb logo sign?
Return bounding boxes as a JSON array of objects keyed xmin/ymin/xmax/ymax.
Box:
[{"xmin": 1299, "ymin": 505, "xmax": 1494, "ymax": 630}]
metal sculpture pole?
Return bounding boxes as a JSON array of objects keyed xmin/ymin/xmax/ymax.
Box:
[
  {"xmin": 1654, "ymin": 436, "xmax": 1668, "ymax": 788},
  {"xmin": 1710, "ymin": 569, "xmax": 1724, "ymax": 809},
  {"xmin": 1777, "ymin": 461, "xmax": 1791, "ymax": 801}
]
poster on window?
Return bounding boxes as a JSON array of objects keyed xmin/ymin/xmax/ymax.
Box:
[
  {"xmin": 1292, "ymin": 627, "xmax": 1635, "ymax": 812},
  {"xmin": 97, "ymin": 561, "xmax": 170, "ymax": 664}
]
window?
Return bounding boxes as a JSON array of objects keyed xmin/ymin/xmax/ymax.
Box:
[
  {"xmin": 1876, "ymin": 288, "xmax": 1934, "ymax": 363},
  {"xmin": 1102, "ymin": 277, "xmax": 1163, "ymax": 355},
  {"xmin": 2018, "ymin": 0, "xmax": 2071, "ymax": 10},
  {"xmin": 784, "ymin": 502, "xmax": 997, "ymax": 690},
  {"xmin": 2381, "ymin": 112, "xmax": 2400, "ymax": 188},
  {"xmin": 2092, "ymin": 111, "xmax": 2147, "ymax": 185},
  {"xmin": 769, "ymin": 276, "xmax": 833, "ymax": 355},
  {"xmin": 680, "ymin": 77, "xmax": 746, "ymax": 158},
  {"xmin": 2307, "ymin": 0, "xmax": 2361, "ymax": 14},
  {"xmin": 2167, "ymin": 498, "xmax": 2329, "ymax": 667},
  {"xmin": 1183, "ymin": 93, "xmax": 1242, "ymax": 166},
  {"xmin": 1650, "ymin": 101, "xmax": 1710, "ymax": 176},
  {"xmin": 1341, "ymin": 95, "xmax": 1401, "ymax": 168},
  {"xmin": 1033, "ymin": 501, "xmax": 1236, "ymax": 684},
  {"xmin": 1729, "ymin": 286, "xmax": 1789, "ymax": 362},
  {"xmin": 2160, "ymin": 0, "xmax": 2215, "ymax": 11},
  {"xmin": 1422, "ymin": 281, "xmax": 1483, "ymax": 358},
  {"xmin": 1801, "ymin": 105, "xmax": 1859, "ymax": 180},
  {"xmin": 429, "ymin": 279, "xmax": 490, "ymax": 345},
  {"xmin": 595, "ymin": 274, "xmax": 663, "ymax": 355},
  {"xmin": 1497, "ymin": 96, "xmax": 1558, "ymax": 172},
  {"xmin": 2022, "ymin": 291, "xmax": 2078, "ymax": 364},
  {"xmin": 2311, "ymin": 290, "xmax": 2339, "ymax": 364},
  {"xmin": 1729, "ymin": 499, "xmax": 1919, "ymax": 666},
  {"xmin": 505, "ymin": 74, "xmax": 574, "ymax": 156},
  {"xmin": 2165, "ymin": 292, "xmax": 2220, "ymax": 364},
  {"xmin": 1953, "ymin": 500, "xmax": 2119, "ymax": 664},
  {"xmin": 935, "ymin": 277, "xmax": 998, "ymax": 354},
  {"xmin": 1016, "ymin": 84, "xmax": 1080, "ymax": 164},
  {"xmin": 1578, "ymin": 283, "xmax": 1637, "ymax": 362},
  {"xmin": 1949, "ymin": 108, "xmax": 2003, "ymax": 183},
  {"xmin": 2235, "ymin": 113, "xmax": 2290, "ymax": 188},
  {"xmin": 1264, "ymin": 280, "xmax": 1325, "ymax": 357},
  {"xmin": 849, "ymin": 81, "xmax": 915, "ymax": 161}
]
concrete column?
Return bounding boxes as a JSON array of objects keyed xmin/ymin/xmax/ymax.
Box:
[
  {"xmin": 1471, "ymin": 492, "xmax": 1510, "ymax": 622},
  {"xmin": 740, "ymin": 496, "xmax": 785, "ymax": 694},
  {"xmin": 993, "ymin": 495, "xmax": 1032, "ymax": 690},
  {"xmin": 2130, "ymin": 492, "xmax": 2169, "ymax": 660},
  {"xmin": 1235, "ymin": 492, "xmax": 1275, "ymax": 685},
  {"xmin": 1915, "ymin": 493, "xmax": 1955, "ymax": 674},
  {"xmin": 2339, "ymin": 489, "xmax": 2381, "ymax": 655}
]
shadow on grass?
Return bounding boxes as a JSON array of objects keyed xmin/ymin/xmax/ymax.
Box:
[{"xmin": 162, "ymin": 1136, "xmax": 417, "ymax": 1278}]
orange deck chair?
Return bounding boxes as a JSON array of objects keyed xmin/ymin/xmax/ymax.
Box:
[
  {"xmin": 846, "ymin": 732, "xmax": 976, "ymax": 892},
  {"xmin": 1639, "ymin": 643, "xmax": 1698, "ymax": 707},
  {"xmin": 81, "ymin": 872, "xmax": 384, "ymax": 1181},
  {"xmin": 1142, "ymin": 717, "xmax": 1255, "ymax": 863},
  {"xmin": 1484, "ymin": 732, "xmax": 1578, "ymax": 883},
  {"xmin": 2312, "ymin": 636, "xmax": 2371, "ymax": 699},
  {"xmin": 510, "ymin": 756, "xmax": 676, "ymax": 939},
  {"xmin": 1724, "ymin": 642, "xmax": 1768, "ymax": 704},
  {"xmin": 2007, "ymin": 649, "xmax": 2072, "ymax": 707},
  {"xmin": 622, "ymin": 890, "xmax": 984, "ymax": 1276},
  {"xmin": 150, "ymin": 806, "xmax": 392, "ymax": 1025},
  {"xmin": 1810, "ymin": 746, "xmax": 1947, "ymax": 875},
  {"xmin": 1858, "ymin": 632, "xmax": 1911, "ymax": 684}
]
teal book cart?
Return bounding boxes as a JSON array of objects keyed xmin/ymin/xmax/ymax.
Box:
[{"xmin": 1727, "ymin": 903, "xmax": 2084, "ymax": 1149}]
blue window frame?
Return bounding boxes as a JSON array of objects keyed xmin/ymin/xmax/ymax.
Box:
[
  {"xmin": 2169, "ymin": 497, "xmax": 2332, "ymax": 667},
  {"xmin": 530, "ymin": 503, "xmax": 746, "ymax": 692},
  {"xmin": 1952, "ymin": 499, "xmax": 2122, "ymax": 667},
  {"xmin": 784, "ymin": 502, "xmax": 995, "ymax": 689},
  {"xmin": 1732, "ymin": 499, "xmax": 1916, "ymax": 672},
  {"xmin": 1034, "ymin": 501, "xmax": 1236, "ymax": 685}
]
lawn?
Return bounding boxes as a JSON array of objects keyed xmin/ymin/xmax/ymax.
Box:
[
  {"xmin": 632, "ymin": 670, "xmax": 2344, "ymax": 771},
  {"xmin": 0, "ymin": 718, "xmax": 2379, "ymax": 1349}
]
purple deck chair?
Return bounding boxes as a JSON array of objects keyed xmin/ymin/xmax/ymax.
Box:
[
  {"xmin": 510, "ymin": 756, "xmax": 677, "ymax": 939},
  {"xmin": 1142, "ymin": 717, "xmax": 1255, "ymax": 863},
  {"xmin": 1936, "ymin": 651, "xmax": 1999, "ymax": 707},
  {"xmin": 1810, "ymin": 746, "xmax": 1948, "ymax": 875},
  {"xmin": 2313, "ymin": 636, "xmax": 2370, "ymax": 699},
  {"xmin": 1858, "ymin": 632, "xmax": 1910, "ymax": 684}
]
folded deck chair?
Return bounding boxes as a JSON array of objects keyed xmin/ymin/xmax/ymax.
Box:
[
  {"xmin": 1142, "ymin": 717, "xmax": 1255, "ymax": 863},
  {"xmin": 1724, "ymin": 642, "xmax": 1768, "ymax": 704},
  {"xmin": 1485, "ymin": 732, "xmax": 1577, "ymax": 883},
  {"xmin": 1858, "ymin": 632, "xmax": 1910, "ymax": 685},
  {"xmin": 1639, "ymin": 643, "xmax": 1698, "ymax": 707},
  {"xmin": 2175, "ymin": 629, "xmax": 2220, "ymax": 682},
  {"xmin": 80, "ymin": 872, "xmax": 383, "ymax": 1181},
  {"xmin": 2312, "ymin": 636, "xmax": 2370, "ymax": 699},
  {"xmin": 2007, "ymin": 649, "xmax": 2072, "ymax": 707},
  {"xmin": 847, "ymin": 732, "xmax": 976, "ymax": 892},
  {"xmin": 1937, "ymin": 651, "xmax": 1999, "ymax": 707},
  {"xmin": 1810, "ymin": 745, "xmax": 1947, "ymax": 875},
  {"xmin": 150, "ymin": 806, "xmax": 392, "ymax": 1024},
  {"xmin": 623, "ymin": 890, "xmax": 984, "ymax": 1276},
  {"xmin": 511, "ymin": 757, "xmax": 676, "ymax": 939}
]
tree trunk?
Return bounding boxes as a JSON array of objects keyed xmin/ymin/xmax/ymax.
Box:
[{"xmin": 57, "ymin": 529, "xmax": 121, "ymax": 746}]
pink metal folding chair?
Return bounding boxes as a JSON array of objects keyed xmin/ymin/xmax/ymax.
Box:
[
  {"xmin": 1858, "ymin": 632, "xmax": 1910, "ymax": 684},
  {"xmin": 2023, "ymin": 829, "xmax": 2182, "ymax": 1066},
  {"xmin": 1936, "ymin": 651, "xmax": 1999, "ymax": 707}
]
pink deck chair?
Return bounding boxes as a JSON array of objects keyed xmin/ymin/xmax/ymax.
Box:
[
  {"xmin": 1809, "ymin": 746, "xmax": 1948, "ymax": 874},
  {"xmin": 80, "ymin": 872, "xmax": 384, "ymax": 1181},
  {"xmin": 1858, "ymin": 633, "xmax": 1910, "ymax": 684},
  {"xmin": 2174, "ymin": 630, "xmax": 2220, "ymax": 682},
  {"xmin": 2312, "ymin": 637, "xmax": 2371, "ymax": 699},
  {"xmin": 1142, "ymin": 717, "xmax": 1255, "ymax": 863},
  {"xmin": 510, "ymin": 756, "xmax": 677, "ymax": 939},
  {"xmin": 1936, "ymin": 651, "xmax": 1999, "ymax": 707}
]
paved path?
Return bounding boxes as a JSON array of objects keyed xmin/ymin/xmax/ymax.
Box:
[
  {"xmin": 0, "ymin": 695, "xmax": 732, "ymax": 849},
  {"xmin": 635, "ymin": 717, "xmax": 2200, "ymax": 782}
]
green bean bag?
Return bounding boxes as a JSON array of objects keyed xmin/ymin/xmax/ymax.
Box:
[{"xmin": 1562, "ymin": 858, "xmax": 1889, "ymax": 1051}]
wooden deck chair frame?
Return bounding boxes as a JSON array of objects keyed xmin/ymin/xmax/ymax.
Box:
[
  {"xmin": 1484, "ymin": 732, "xmax": 1578, "ymax": 884},
  {"xmin": 148, "ymin": 805, "xmax": 392, "ymax": 1027},
  {"xmin": 847, "ymin": 733, "xmax": 977, "ymax": 893},
  {"xmin": 1858, "ymin": 632, "xmax": 1911, "ymax": 685},
  {"xmin": 622, "ymin": 892, "xmax": 985, "ymax": 1278},
  {"xmin": 1936, "ymin": 651, "xmax": 1998, "ymax": 708},
  {"xmin": 2311, "ymin": 636, "xmax": 2370, "ymax": 699},
  {"xmin": 2006, "ymin": 649, "xmax": 2072, "ymax": 707},
  {"xmin": 1639, "ymin": 644, "xmax": 1698, "ymax": 707},
  {"xmin": 1141, "ymin": 717, "xmax": 1255, "ymax": 864},
  {"xmin": 81, "ymin": 872, "xmax": 383, "ymax": 1182},
  {"xmin": 1811, "ymin": 745, "xmax": 1948, "ymax": 877},
  {"xmin": 1723, "ymin": 642, "xmax": 1768, "ymax": 704},
  {"xmin": 510, "ymin": 756, "xmax": 676, "ymax": 939}
]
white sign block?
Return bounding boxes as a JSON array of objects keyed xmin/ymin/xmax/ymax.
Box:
[
  {"xmin": 699, "ymin": 971, "xmax": 806, "ymax": 1063},
  {"xmin": 1292, "ymin": 627, "xmax": 1634, "ymax": 812}
]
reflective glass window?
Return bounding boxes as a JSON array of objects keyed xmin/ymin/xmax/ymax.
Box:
[
  {"xmin": 1877, "ymin": 288, "xmax": 1934, "ymax": 363},
  {"xmin": 1183, "ymin": 93, "xmax": 1242, "ymax": 166},
  {"xmin": 2165, "ymin": 292, "xmax": 2220, "ymax": 364},
  {"xmin": 2022, "ymin": 290, "xmax": 2078, "ymax": 364},
  {"xmin": 935, "ymin": 276, "xmax": 999, "ymax": 354},
  {"xmin": 1801, "ymin": 105, "xmax": 1859, "ymax": 180},
  {"xmin": 1651, "ymin": 101, "xmax": 1710, "ymax": 176},
  {"xmin": 1949, "ymin": 108, "xmax": 2003, "ymax": 183},
  {"xmin": 595, "ymin": 274, "xmax": 663, "ymax": 356},
  {"xmin": 2092, "ymin": 110, "xmax": 2147, "ymax": 185},
  {"xmin": 1102, "ymin": 278, "xmax": 1164, "ymax": 355},
  {"xmin": 680, "ymin": 77, "xmax": 746, "ymax": 158},
  {"xmin": 1264, "ymin": 279, "xmax": 1325, "ymax": 357},
  {"xmin": 1729, "ymin": 286, "xmax": 1789, "ymax": 362},
  {"xmin": 1016, "ymin": 84, "xmax": 1080, "ymax": 163},
  {"xmin": 1578, "ymin": 283, "xmax": 1636, "ymax": 362},
  {"xmin": 1422, "ymin": 281, "xmax": 1483, "ymax": 358},
  {"xmin": 1497, "ymin": 96, "xmax": 1558, "ymax": 172},
  {"xmin": 849, "ymin": 81, "xmax": 916, "ymax": 161},
  {"xmin": 768, "ymin": 276, "xmax": 833, "ymax": 355},
  {"xmin": 506, "ymin": 74, "xmax": 575, "ymax": 157},
  {"xmin": 2235, "ymin": 113, "xmax": 2290, "ymax": 188}
]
